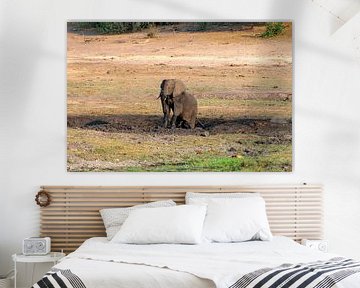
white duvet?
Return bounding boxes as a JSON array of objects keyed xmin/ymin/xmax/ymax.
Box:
[{"xmin": 54, "ymin": 237, "xmax": 360, "ymax": 288}]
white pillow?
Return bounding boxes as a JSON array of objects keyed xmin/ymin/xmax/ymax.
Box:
[
  {"xmin": 100, "ymin": 200, "xmax": 176, "ymax": 240},
  {"xmin": 202, "ymin": 197, "xmax": 272, "ymax": 243},
  {"xmin": 111, "ymin": 205, "xmax": 207, "ymax": 244},
  {"xmin": 186, "ymin": 192, "xmax": 259, "ymax": 205}
]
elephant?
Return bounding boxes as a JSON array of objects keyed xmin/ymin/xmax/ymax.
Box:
[
  {"xmin": 158, "ymin": 79, "xmax": 187, "ymax": 128},
  {"xmin": 158, "ymin": 79, "xmax": 198, "ymax": 129}
]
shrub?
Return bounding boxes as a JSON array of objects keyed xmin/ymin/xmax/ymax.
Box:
[
  {"xmin": 261, "ymin": 22, "xmax": 285, "ymax": 38},
  {"xmin": 94, "ymin": 22, "xmax": 153, "ymax": 34},
  {"xmin": 146, "ymin": 25, "xmax": 158, "ymax": 38},
  {"xmin": 197, "ymin": 22, "xmax": 208, "ymax": 31}
]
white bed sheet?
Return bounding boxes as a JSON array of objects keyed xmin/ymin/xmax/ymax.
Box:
[
  {"xmin": 56, "ymin": 258, "xmax": 214, "ymax": 288},
  {"xmin": 54, "ymin": 236, "xmax": 360, "ymax": 288}
]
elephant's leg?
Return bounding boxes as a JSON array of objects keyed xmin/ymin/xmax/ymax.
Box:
[
  {"xmin": 189, "ymin": 109, "xmax": 197, "ymax": 129},
  {"xmin": 162, "ymin": 100, "xmax": 174, "ymax": 129},
  {"xmin": 163, "ymin": 106, "xmax": 170, "ymax": 128},
  {"xmin": 170, "ymin": 114, "xmax": 178, "ymax": 129},
  {"xmin": 163, "ymin": 109, "xmax": 170, "ymax": 128},
  {"xmin": 171, "ymin": 103, "xmax": 183, "ymax": 129},
  {"xmin": 171, "ymin": 112, "xmax": 182, "ymax": 129},
  {"xmin": 189, "ymin": 119, "xmax": 196, "ymax": 129},
  {"xmin": 163, "ymin": 115, "xmax": 168, "ymax": 128}
]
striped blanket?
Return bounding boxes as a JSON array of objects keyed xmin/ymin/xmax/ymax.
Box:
[
  {"xmin": 32, "ymin": 258, "xmax": 360, "ymax": 288},
  {"xmin": 230, "ymin": 258, "xmax": 360, "ymax": 288},
  {"xmin": 32, "ymin": 268, "xmax": 86, "ymax": 288}
]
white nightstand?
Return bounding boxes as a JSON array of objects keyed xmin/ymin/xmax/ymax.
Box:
[
  {"xmin": 12, "ymin": 252, "xmax": 65, "ymax": 288},
  {"xmin": 301, "ymin": 239, "xmax": 328, "ymax": 252}
]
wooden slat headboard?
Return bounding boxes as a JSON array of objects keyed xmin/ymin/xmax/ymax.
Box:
[{"xmin": 39, "ymin": 184, "xmax": 323, "ymax": 253}]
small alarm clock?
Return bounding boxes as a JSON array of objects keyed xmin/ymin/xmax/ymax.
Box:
[
  {"xmin": 301, "ymin": 239, "xmax": 328, "ymax": 252},
  {"xmin": 23, "ymin": 237, "xmax": 51, "ymax": 255}
]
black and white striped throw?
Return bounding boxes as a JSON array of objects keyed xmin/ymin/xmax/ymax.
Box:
[
  {"xmin": 229, "ymin": 257, "xmax": 360, "ymax": 288},
  {"xmin": 32, "ymin": 268, "xmax": 86, "ymax": 288}
]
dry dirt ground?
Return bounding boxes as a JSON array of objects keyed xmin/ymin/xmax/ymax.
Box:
[{"xmin": 67, "ymin": 23, "xmax": 292, "ymax": 172}]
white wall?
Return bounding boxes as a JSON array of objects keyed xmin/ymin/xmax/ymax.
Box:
[{"xmin": 1, "ymin": 0, "xmax": 360, "ymax": 285}]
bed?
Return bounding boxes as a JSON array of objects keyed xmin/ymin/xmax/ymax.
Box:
[
  {"xmin": 33, "ymin": 236, "xmax": 360, "ymax": 288},
  {"xmin": 33, "ymin": 185, "xmax": 360, "ymax": 288}
]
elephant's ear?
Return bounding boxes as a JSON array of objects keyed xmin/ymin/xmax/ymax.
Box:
[
  {"xmin": 160, "ymin": 80, "xmax": 166, "ymax": 89},
  {"xmin": 173, "ymin": 80, "xmax": 186, "ymax": 98}
]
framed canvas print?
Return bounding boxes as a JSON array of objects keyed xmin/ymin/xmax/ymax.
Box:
[{"xmin": 67, "ymin": 22, "xmax": 292, "ymax": 172}]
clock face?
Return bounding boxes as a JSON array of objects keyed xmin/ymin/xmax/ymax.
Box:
[
  {"xmin": 26, "ymin": 242, "xmax": 33, "ymax": 249},
  {"xmin": 318, "ymin": 242, "xmax": 327, "ymax": 252},
  {"xmin": 36, "ymin": 241, "xmax": 45, "ymax": 250}
]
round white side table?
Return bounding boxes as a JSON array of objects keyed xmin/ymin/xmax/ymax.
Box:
[{"xmin": 12, "ymin": 252, "xmax": 65, "ymax": 288}]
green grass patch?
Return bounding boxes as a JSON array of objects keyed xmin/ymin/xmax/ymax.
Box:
[
  {"xmin": 261, "ymin": 22, "xmax": 285, "ymax": 38},
  {"xmin": 122, "ymin": 152, "xmax": 291, "ymax": 172}
]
